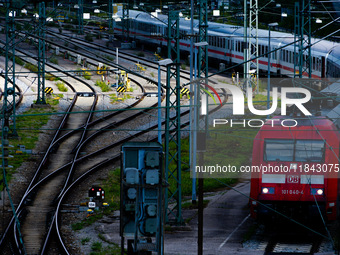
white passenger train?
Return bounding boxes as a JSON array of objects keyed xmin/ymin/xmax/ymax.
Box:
[{"xmin": 115, "ymin": 10, "xmax": 340, "ymax": 79}]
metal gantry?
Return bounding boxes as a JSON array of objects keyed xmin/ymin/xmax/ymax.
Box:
[
  {"xmin": 77, "ymin": 0, "xmax": 84, "ymax": 35},
  {"xmin": 294, "ymin": 0, "xmax": 312, "ymax": 78},
  {"xmin": 248, "ymin": 0, "xmax": 259, "ymax": 91},
  {"xmin": 164, "ymin": 11, "xmax": 182, "ymax": 224},
  {"xmin": 122, "ymin": 0, "xmax": 129, "ymax": 42},
  {"xmin": 36, "ymin": 1, "xmax": 46, "ymax": 105},
  {"xmin": 3, "ymin": 5, "xmax": 17, "ymax": 136},
  {"xmin": 198, "ymin": 0, "xmax": 208, "ymax": 79},
  {"xmin": 198, "ymin": 0, "xmax": 209, "ymax": 130},
  {"xmin": 2, "ymin": 3, "xmax": 25, "ymax": 252},
  {"xmin": 108, "ymin": 0, "xmax": 114, "ymax": 40}
]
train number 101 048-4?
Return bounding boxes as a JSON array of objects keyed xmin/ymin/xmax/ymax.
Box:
[{"xmin": 282, "ymin": 190, "xmax": 304, "ymax": 195}]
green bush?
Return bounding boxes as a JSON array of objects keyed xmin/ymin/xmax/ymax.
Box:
[
  {"xmin": 81, "ymin": 237, "xmax": 91, "ymax": 245},
  {"xmin": 56, "ymin": 82, "xmax": 68, "ymax": 92},
  {"xmin": 50, "ymin": 56, "xmax": 58, "ymax": 65},
  {"xmin": 95, "ymin": 80, "xmax": 110, "ymax": 92},
  {"xmin": 24, "ymin": 63, "xmax": 38, "ymax": 72},
  {"xmin": 91, "ymin": 242, "xmax": 102, "ymax": 252},
  {"xmin": 15, "ymin": 56, "xmax": 24, "ymax": 66}
]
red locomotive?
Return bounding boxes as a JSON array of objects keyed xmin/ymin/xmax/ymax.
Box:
[{"xmin": 250, "ymin": 117, "xmax": 340, "ymax": 221}]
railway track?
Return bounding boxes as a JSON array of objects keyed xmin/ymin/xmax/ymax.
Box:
[
  {"xmin": 0, "ymin": 40, "xmax": 167, "ymax": 254},
  {"xmin": 52, "ymin": 88, "xmax": 227, "ymax": 255},
  {"xmin": 5, "ymin": 84, "xmax": 226, "ymax": 254},
  {"xmin": 0, "ymin": 25, "xmax": 229, "ymax": 254},
  {"xmin": 262, "ymin": 222, "xmax": 328, "ymax": 255}
]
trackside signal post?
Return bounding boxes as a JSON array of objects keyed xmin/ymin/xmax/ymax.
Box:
[{"xmin": 120, "ymin": 142, "xmax": 164, "ymax": 255}]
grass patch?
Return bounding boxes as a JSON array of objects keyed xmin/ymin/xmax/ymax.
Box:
[
  {"xmin": 24, "ymin": 62, "xmax": 38, "ymax": 73},
  {"xmin": 167, "ymin": 117, "xmax": 259, "ymax": 196},
  {"xmin": 109, "ymin": 93, "xmax": 131, "ymax": 104},
  {"xmin": 95, "ymin": 80, "xmax": 111, "ymax": 92},
  {"xmin": 46, "ymin": 94, "xmax": 62, "ymax": 105},
  {"xmin": 245, "ymin": 93, "xmax": 280, "ymax": 108},
  {"xmin": 0, "ymin": 107, "xmax": 57, "ymax": 190},
  {"xmin": 89, "ymin": 243, "xmax": 120, "ymax": 255},
  {"xmin": 81, "ymin": 237, "xmax": 91, "ymax": 245},
  {"xmin": 71, "ymin": 212, "xmax": 104, "ymax": 231},
  {"xmin": 182, "ymin": 199, "xmax": 209, "ymax": 210},
  {"xmin": 102, "ymin": 168, "xmax": 120, "ymax": 206},
  {"xmin": 56, "ymin": 81, "xmax": 68, "ymax": 92},
  {"xmin": 91, "ymin": 242, "xmax": 102, "ymax": 252},
  {"xmin": 49, "ymin": 56, "xmax": 58, "ymax": 65},
  {"xmin": 15, "ymin": 56, "xmax": 25, "ymax": 66},
  {"xmin": 45, "ymin": 73, "xmax": 61, "ymax": 81},
  {"xmin": 71, "ymin": 168, "xmax": 120, "ymax": 231}
]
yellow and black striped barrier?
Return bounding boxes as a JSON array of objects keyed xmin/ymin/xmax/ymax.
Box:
[
  {"xmin": 181, "ymin": 87, "xmax": 189, "ymax": 96},
  {"xmin": 117, "ymin": 86, "xmax": 127, "ymax": 93},
  {"xmin": 45, "ymin": 87, "xmax": 53, "ymax": 95}
]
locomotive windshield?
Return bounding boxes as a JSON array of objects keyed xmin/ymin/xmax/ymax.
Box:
[{"xmin": 264, "ymin": 139, "xmax": 325, "ymax": 162}]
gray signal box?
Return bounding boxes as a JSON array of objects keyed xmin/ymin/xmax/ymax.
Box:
[{"xmin": 120, "ymin": 142, "xmax": 164, "ymax": 255}]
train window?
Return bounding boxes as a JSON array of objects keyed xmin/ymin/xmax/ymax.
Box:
[
  {"xmin": 272, "ymin": 48, "xmax": 277, "ymax": 60},
  {"xmin": 264, "ymin": 139, "xmax": 325, "ymax": 162},
  {"xmin": 295, "ymin": 140, "xmax": 324, "ymax": 162},
  {"xmin": 264, "ymin": 140, "xmax": 294, "ymax": 161}
]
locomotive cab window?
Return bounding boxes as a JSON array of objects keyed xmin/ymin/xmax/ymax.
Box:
[
  {"xmin": 295, "ymin": 140, "xmax": 324, "ymax": 162},
  {"xmin": 264, "ymin": 139, "xmax": 325, "ymax": 162},
  {"xmin": 264, "ymin": 140, "xmax": 294, "ymax": 161}
]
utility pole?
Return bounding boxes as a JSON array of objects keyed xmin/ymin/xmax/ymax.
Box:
[
  {"xmin": 164, "ymin": 11, "xmax": 182, "ymax": 225},
  {"xmin": 294, "ymin": 0, "xmax": 312, "ymax": 78},
  {"xmin": 108, "ymin": 0, "xmax": 114, "ymax": 41},
  {"xmin": 3, "ymin": 4, "xmax": 18, "ymax": 136},
  {"xmin": 243, "ymin": 0, "xmax": 248, "ymax": 88},
  {"xmin": 77, "ymin": 0, "xmax": 84, "ymax": 35},
  {"xmin": 248, "ymin": 0, "xmax": 259, "ymax": 92},
  {"xmin": 36, "ymin": 1, "xmax": 47, "ymax": 105},
  {"xmin": 196, "ymin": 1, "xmax": 208, "ymax": 254},
  {"xmin": 2, "ymin": 3, "xmax": 25, "ymax": 253},
  {"xmin": 122, "ymin": 0, "xmax": 129, "ymax": 42}
]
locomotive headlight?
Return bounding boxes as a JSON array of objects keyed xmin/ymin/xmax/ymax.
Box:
[
  {"xmin": 311, "ymin": 188, "xmax": 324, "ymax": 195},
  {"xmin": 262, "ymin": 187, "xmax": 274, "ymax": 194}
]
